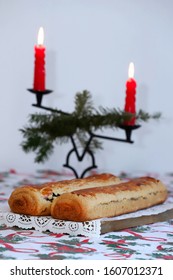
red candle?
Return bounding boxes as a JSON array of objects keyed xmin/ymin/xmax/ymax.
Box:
[
  {"xmin": 124, "ymin": 62, "xmax": 137, "ymax": 125},
  {"xmin": 33, "ymin": 27, "xmax": 46, "ymax": 91}
]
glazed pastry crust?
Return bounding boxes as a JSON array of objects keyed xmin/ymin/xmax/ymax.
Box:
[
  {"xmin": 51, "ymin": 177, "xmax": 168, "ymax": 221},
  {"xmin": 8, "ymin": 173, "xmax": 121, "ymax": 216}
]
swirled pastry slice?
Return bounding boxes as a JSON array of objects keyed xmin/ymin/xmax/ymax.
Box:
[
  {"xmin": 8, "ymin": 173, "xmax": 121, "ymax": 216},
  {"xmin": 8, "ymin": 185, "xmax": 51, "ymax": 216},
  {"xmin": 51, "ymin": 177, "xmax": 168, "ymax": 222}
]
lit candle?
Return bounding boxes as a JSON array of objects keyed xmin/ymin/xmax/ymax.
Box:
[
  {"xmin": 124, "ymin": 62, "xmax": 137, "ymax": 125},
  {"xmin": 33, "ymin": 27, "xmax": 46, "ymax": 91}
]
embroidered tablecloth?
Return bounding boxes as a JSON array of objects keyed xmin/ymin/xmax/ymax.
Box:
[{"xmin": 0, "ymin": 169, "xmax": 173, "ymax": 260}]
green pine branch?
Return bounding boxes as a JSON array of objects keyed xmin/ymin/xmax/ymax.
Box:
[{"xmin": 20, "ymin": 90, "xmax": 161, "ymax": 163}]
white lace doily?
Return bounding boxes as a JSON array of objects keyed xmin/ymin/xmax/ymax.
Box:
[
  {"xmin": 1, "ymin": 194, "xmax": 173, "ymax": 237},
  {"xmin": 0, "ymin": 207, "xmax": 101, "ymax": 237}
]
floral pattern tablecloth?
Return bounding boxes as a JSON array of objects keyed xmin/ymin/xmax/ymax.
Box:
[{"xmin": 0, "ymin": 169, "xmax": 173, "ymax": 260}]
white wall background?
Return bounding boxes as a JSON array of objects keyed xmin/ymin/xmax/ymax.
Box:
[{"xmin": 0, "ymin": 0, "xmax": 173, "ymax": 176}]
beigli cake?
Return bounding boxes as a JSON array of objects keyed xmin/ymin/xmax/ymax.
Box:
[
  {"xmin": 51, "ymin": 176, "xmax": 168, "ymax": 222},
  {"xmin": 8, "ymin": 173, "xmax": 121, "ymax": 216}
]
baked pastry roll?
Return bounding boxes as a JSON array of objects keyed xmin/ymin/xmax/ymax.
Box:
[
  {"xmin": 8, "ymin": 173, "xmax": 121, "ymax": 216},
  {"xmin": 51, "ymin": 177, "xmax": 168, "ymax": 222}
]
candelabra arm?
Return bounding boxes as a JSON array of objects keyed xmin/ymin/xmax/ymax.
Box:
[
  {"xmin": 90, "ymin": 131, "xmax": 134, "ymax": 144},
  {"xmin": 32, "ymin": 104, "xmax": 70, "ymax": 115}
]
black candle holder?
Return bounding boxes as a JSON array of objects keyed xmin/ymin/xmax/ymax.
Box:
[
  {"xmin": 28, "ymin": 88, "xmax": 53, "ymax": 107},
  {"xmin": 118, "ymin": 124, "xmax": 141, "ymax": 142},
  {"xmin": 28, "ymin": 89, "xmax": 141, "ymax": 178}
]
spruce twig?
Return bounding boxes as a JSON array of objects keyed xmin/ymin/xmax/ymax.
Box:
[{"xmin": 20, "ymin": 90, "xmax": 161, "ymax": 163}]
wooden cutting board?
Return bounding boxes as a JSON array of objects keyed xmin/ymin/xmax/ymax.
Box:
[{"xmin": 101, "ymin": 208, "xmax": 173, "ymax": 234}]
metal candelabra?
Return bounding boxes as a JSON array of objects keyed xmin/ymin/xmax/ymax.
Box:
[{"xmin": 28, "ymin": 89, "xmax": 140, "ymax": 178}]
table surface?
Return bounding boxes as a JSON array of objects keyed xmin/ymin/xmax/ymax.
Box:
[{"xmin": 0, "ymin": 169, "xmax": 173, "ymax": 260}]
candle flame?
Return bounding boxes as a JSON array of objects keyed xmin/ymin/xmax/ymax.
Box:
[
  {"xmin": 128, "ymin": 62, "xmax": 135, "ymax": 78},
  {"xmin": 37, "ymin": 27, "xmax": 44, "ymax": 46}
]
